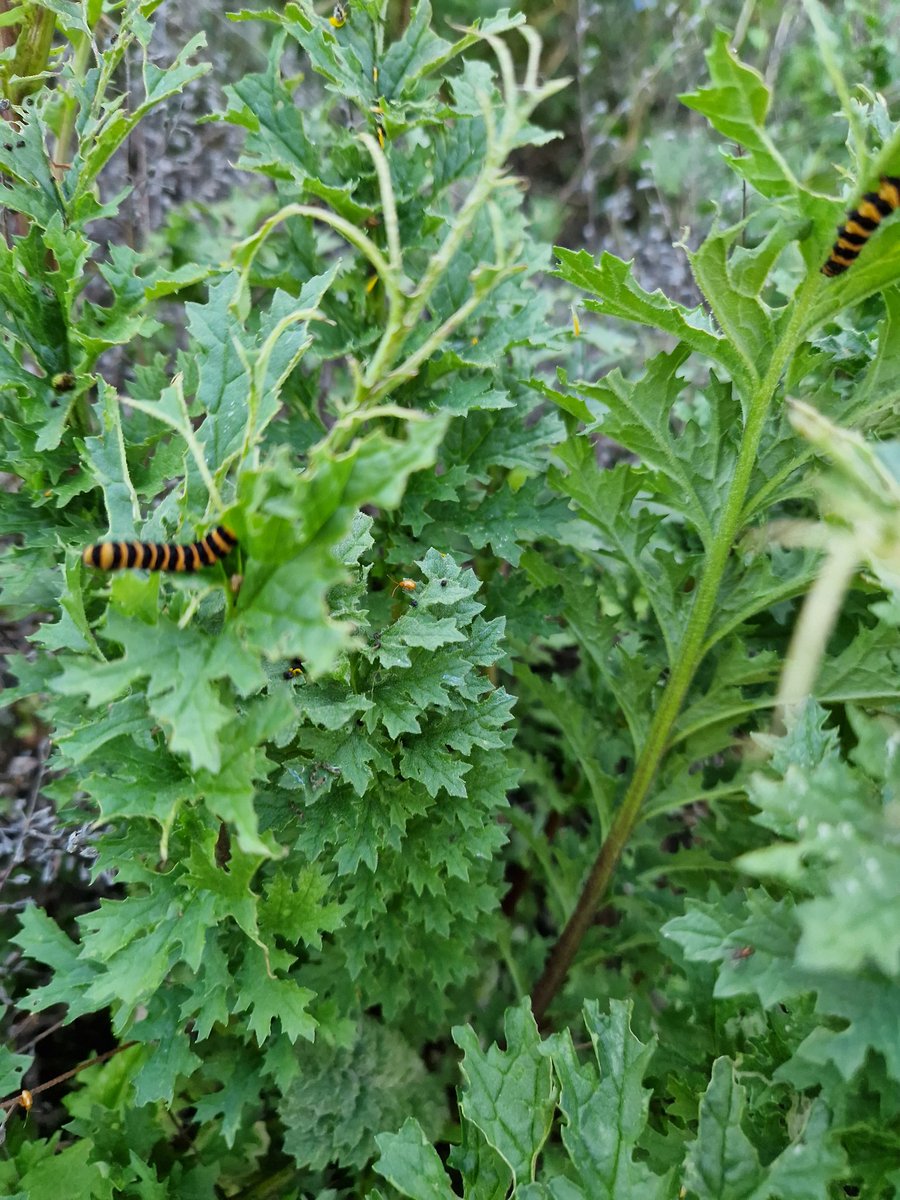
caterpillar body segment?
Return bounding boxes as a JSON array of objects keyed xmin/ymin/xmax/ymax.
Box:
[
  {"xmin": 82, "ymin": 525, "xmax": 238, "ymax": 573},
  {"xmin": 822, "ymin": 175, "xmax": 900, "ymax": 277}
]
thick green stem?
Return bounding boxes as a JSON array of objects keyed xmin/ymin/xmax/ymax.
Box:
[
  {"xmin": 55, "ymin": 31, "xmax": 93, "ymax": 168},
  {"xmin": 9, "ymin": 7, "xmax": 55, "ymax": 104},
  {"xmin": 531, "ymin": 277, "xmax": 821, "ymax": 1022}
]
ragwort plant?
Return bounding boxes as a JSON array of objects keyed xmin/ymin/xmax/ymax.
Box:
[
  {"xmin": 2, "ymin": 2, "xmax": 900, "ymax": 1198},
  {"xmin": 0, "ymin": 1, "xmax": 568, "ymax": 1193}
]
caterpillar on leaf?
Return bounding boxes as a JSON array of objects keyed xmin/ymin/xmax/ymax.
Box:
[
  {"xmin": 821, "ymin": 175, "xmax": 900, "ymax": 277},
  {"xmin": 82, "ymin": 525, "xmax": 238, "ymax": 573}
]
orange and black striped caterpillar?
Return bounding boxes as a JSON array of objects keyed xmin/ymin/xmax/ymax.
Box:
[
  {"xmin": 822, "ymin": 175, "xmax": 900, "ymax": 276},
  {"xmin": 82, "ymin": 525, "xmax": 238, "ymax": 573}
]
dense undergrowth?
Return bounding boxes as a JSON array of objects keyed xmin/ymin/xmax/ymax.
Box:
[{"xmin": 0, "ymin": 1, "xmax": 899, "ymax": 1197}]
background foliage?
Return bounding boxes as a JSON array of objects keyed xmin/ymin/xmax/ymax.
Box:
[{"xmin": 1, "ymin": 1, "xmax": 899, "ymax": 1197}]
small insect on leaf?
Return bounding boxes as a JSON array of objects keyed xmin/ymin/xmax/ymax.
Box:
[
  {"xmin": 390, "ymin": 577, "xmax": 417, "ymax": 607},
  {"xmin": 329, "ymin": 3, "xmax": 348, "ymax": 28},
  {"xmin": 51, "ymin": 371, "xmax": 76, "ymax": 392},
  {"xmin": 283, "ymin": 658, "xmax": 304, "ymax": 680},
  {"xmin": 731, "ymin": 945, "xmax": 755, "ymax": 961}
]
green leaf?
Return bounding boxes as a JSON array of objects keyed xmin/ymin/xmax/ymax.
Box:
[
  {"xmin": 235, "ymin": 418, "xmax": 448, "ymax": 673},
  {"xmin": 462, "ymin": 478, "xmax": 571, "ymax": 566},
  {"xmin": 687, "ymin": 222, "xmax": 781, "ymax": 381},
  {"xmin": 374, "ymin": 1118, "xmax": 456, "ymax": 1200},
  {"xmin": 129, "ymin": 994, "xmax": 203, "ymax": 1106},
  {"xmin": 259, "ymin": 865, "xmax": 345, "ymax": 950},
  {"xmin": 453, "ymin": 999, "xmax": 556, "ymax": 1187},
  {"xmin": 0, "ymin": 100, "xmax": 66, "ymax": 226},
  {"xmin": 513, "ymin": 664, "xmax": 615, "ymax": 834},
  {"xmin": 0, "ymin": 225, "xmax": 69, "ymax": 379},
  {"xmin": 233, "ymin": 946, "xmax": 317, "ymax": 1045},
  {"xmin": 679, "ymin": 30, "xmax": 797, "ymax": 199},
  {"xmin": 554, "ymin": 249, "xmax": 749, "ymax": 388},
  {"xmin": 568, "ymin": 348, "xmax": 743, "ymax": 548},
  {"xmin": 74, "ymin": 34, "xmax": 210, "ymax": 198},
  {"xmin": 294, "ymin": 724, "xmax": 391, "ymax": 799},
  {"xmin": 800, "ymin": 974, "xmax": 900, "ymax": 1083},
  {"xmin": 549, "ymin": 446, "xmax": 692, "ymax": 666},
  {"xmin": 17, "ymin": 1138, "xmax": 115, "ymax": 1200},
  {"xmin": 682, "ymin": 1058, "xmax": 765, "ymax": 1200},
  {"xmin": 400, "ymin": 732, "xmax": 471, "ymax": 798},
  {"xmin": 739, "ymin": 705, "xmax": 900, "ymax": 978},
  {"xmin": 12, "ymin": 905, "xmax": 102, "ymax": 1020},
  {"xmin": 35, "ymin": 554, "xmax": 96, "ymax": 654},
  {"xmin": 80, "ymin": 381, "xmax": 141, "ymax": 536},
  {"xmin": 279, "ymin": 1019, "xmax": 443, "ymax": 1171},
  {"xmin": 446, "ymin": 1115, "xmax": 510, "ymax": 1200},
  {"xmin": 381, "ymin": 0, "xmax": 455, "ymax": 97},
  {"xmin": 684, "ymin": 1062, "xmax": 846, "ymax": 1200},
  {"xmin": 74, "ymin": 741, "xmax": 190, "ymax": 841},
  {"xmin": 0, "ymin": 1045, "xmax": 32, "ymax": 1097},
  {"xmin": 663, "ymin": 889, "xmax": 799, "ymax": 1009},
  {"xmin": 54, "ymin": 614, "xmax": 264, "ymax": 774},
  {"xmin": 763, "ymin": 1100, "xmax": 847, "ymax": 1200},
  {"xmin": 191, "ymin": 1045, "xmax": 264, "ymax": 1147},
  {"xmin": 183, "ymin": 839, "xmax": 270, "ymax": 962},
  {"xmin": 543, "ymin": 1000, "xmax": 669, "ymax": 1200},
  {"xmin": 194, "ymin": 699, "xmax": 291, "ymax": 854},
  {"xmin": 186, "ymin": 267, "xmax": 336, "ymax": 468}
]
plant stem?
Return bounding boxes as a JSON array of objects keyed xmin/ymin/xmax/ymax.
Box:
[
  {"xmin": 10, "ymin": 7, "xmax": 55, "ymax": 105},
  {"xmin": 530, "ymin": 276, "xmax": 821, "ymax": 1022},
  {"xmin": 55, "ymin": 31, "xmax": 94, "ymax": 169}
]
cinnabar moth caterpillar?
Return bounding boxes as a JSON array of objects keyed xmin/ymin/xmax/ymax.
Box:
[
  {"xmin": 283, "ymin": 658, "xmax": 304, "ymax": 680},
  {"xmin": 822, "ymin": 175, "xmax": 900, "ymax": 276},
  {"xmin": 329, "ymin": 3, "xmax": 347, "ymax": 27},
  {"xmin": 82, "ymin": 525, "xmax": 238, "ymax": 573}
]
